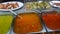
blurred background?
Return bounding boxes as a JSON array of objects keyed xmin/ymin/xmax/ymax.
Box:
[{"xmin": 0, "ymin": 0, "xmax": 59, "ymax": 3}]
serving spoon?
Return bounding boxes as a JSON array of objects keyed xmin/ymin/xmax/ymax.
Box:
[{"xmin": 8, "ymin": 9, "xmax": 22, "ymax": 19}]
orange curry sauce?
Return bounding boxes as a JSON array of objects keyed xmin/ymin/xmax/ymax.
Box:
[
  {"xmin": 42, "ymin": 11, "xmax": 60, "ymax": 30},
  {"xmin": 14, "ymin": 13, "xmax": 42, "ymax": 34}
]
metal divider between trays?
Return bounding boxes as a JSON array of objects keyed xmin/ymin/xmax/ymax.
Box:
[
  {"xmin": 41, "ymin": 0, "xmax": 52, "ymax": 33},
  {"xmin": 37, "ymin": 0, "xmax": 49, "ymax": 33},
  {"xmin": 40, "ymin": 12, "xmax": 49, "ymax": 33},
  {"xmin": 37, "ymin": 9, "xmax": 49, "ymax": 33},
  {"xmin": 10, "ymin": 17, "xmax": 15, "ymax": 34}
]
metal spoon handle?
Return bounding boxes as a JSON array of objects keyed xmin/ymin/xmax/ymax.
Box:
[{"xmin": 9, "ymin": 9, "xmax": 17, "ymax": 15}]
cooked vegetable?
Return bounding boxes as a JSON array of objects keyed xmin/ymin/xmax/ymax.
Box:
[
  {"xmin": 0, "ymin": 2, "xmax": 19, "ymax": 9},
  {"xmin": 25, "ymin": 1, "xmax": 51, "ymax": 10}
]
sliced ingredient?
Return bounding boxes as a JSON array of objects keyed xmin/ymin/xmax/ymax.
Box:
[
  {"xmin": 54, "ymin": 3, "xmax": 60, "ymax": 6},
  {"xmin": 25, "ymin": 1, "xmax": 51, "ymax": 10},
  {"xmin": 0, "ymin": 2, "xmax": 19, "ymax": 9}
]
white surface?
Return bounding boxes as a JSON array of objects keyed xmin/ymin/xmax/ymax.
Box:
[
  {"xmin": 49, "ymin": 1, "xmax": 60, "ymax": 7},
  {"xmin": 38, "ymin": 1, "xmax": 42, "ymax": 3},
  {"xmin": 0, "ymin": 1, "xmax": 24, "ymax": 11},
  {"xmin": 46, "ymin": 26, "xmax": 60, "ymax": 32},
  {"xmin": 46, "ymin": 27, "xmax": 55, "ymax": 32}
]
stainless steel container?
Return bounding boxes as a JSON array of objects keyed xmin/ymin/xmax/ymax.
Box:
[
  {"xmin": 11, "ymin": 10, "xmax": 46, "ymax": 34},
  {"xmin": 41, "ymin": 9, "xmax": 60, "ymax": 32}
]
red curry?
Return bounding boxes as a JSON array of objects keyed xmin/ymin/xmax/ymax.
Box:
[{"xmin": 42, "ymin": 11, "xmax": 60, "ymax": 30}]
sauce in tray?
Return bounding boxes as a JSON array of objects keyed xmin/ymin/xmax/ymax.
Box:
[
  {"xmin": 0, "ymin": 14, "xmax": 13, "ymax": 34},
  {"xmin": 14, "ymin": 13, "xmax": 42, "ymax": 34},
  {"xmin": 42, "ymin": 11, "xmax": 60, "ymax": 30}
]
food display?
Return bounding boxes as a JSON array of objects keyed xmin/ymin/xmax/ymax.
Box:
[
  {"xmin": 0, "ymin": 2, "xmax": 19, "ymax": 9},
  {"xmin": 0, "ymin": 1, "xmax": 24, "ymax": 11},
  {"xmin": 0, "ymin": 1, "xmax": 60, "ymax": 34},
  {"xmin": 0, "ymin": 14, "xmax": 13, "ymax": 34},
  {"xmin": 54, "ymin": 3, "xmax": 60, "ymax": 6},
  {"xmin": 49, "ymin": 1, "xmax": 60, "ymax": 8},
  {"xmin": 13, "ymin": 13, "xmax": 43, "ymax": 34},
  {"xmin": 42, "ymin": 11, "xmax": 60, "ymax": 30},
  {"xmin": 25, "ymin": 1, "xmax": 51, "ymax": 10}
]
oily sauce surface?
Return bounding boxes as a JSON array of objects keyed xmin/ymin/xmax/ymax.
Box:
[
  {"xmin": 42, "ymin": 11, "xmax": 60, "ymax": 30},
  {"xmin": 14, "ymin": 13, "xmax": 42, "ymax": 34}
]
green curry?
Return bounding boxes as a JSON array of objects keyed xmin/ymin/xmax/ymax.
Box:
[{"xmin": 0, "ymin": 14, "xmax": 13, "ymax": 34}]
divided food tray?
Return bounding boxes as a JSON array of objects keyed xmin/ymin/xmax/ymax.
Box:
[{"xmin": 0, "ymin": 1, "xmax": 60, "ymax": 34}]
